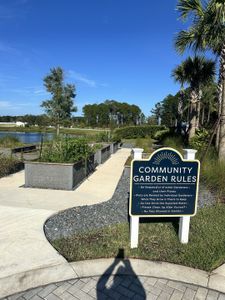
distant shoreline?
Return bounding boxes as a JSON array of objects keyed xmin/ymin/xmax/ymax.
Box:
[{"xmin": 0, "ymin": 126, "xmax": 109, "ymax": 134}]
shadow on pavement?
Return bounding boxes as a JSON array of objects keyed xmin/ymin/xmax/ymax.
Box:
[{"xmin": 96, "ymin": 249, "xmax": 146, "ymax": 299}]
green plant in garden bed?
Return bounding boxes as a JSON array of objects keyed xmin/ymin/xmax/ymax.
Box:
[
  {"xmin": 0, "ymin": 154, "xmax": 23, "ymax": 178},
  {"xmin": 52, "ymin": 205, "xmax": 225, "ymax": 272},
  {"xmin": 40, "ymin": 137, "xmax": 94, "ymax": 163}
]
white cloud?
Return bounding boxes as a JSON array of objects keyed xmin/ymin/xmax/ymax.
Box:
[
  {"xmin": 0, "ymin": 41, "xmax": 20, "ymax": 55},
  {"xmin": 68, "ymin": 70, "xmax": 96, "ymax": 87},
  {"xmin": 33, "ymin": 89, "xmax": 47, "ymax": 95},
  {"xmin": 0, "ymin": 101, "xmax": 13, "ymax": 108}
]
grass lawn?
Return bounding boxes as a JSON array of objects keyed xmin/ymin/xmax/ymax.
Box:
[
  {"xmin": 123, "ymin": 137, "xmax": 153, "ymax": 153},
  {"xmin": 52, "ymin": 205, "xmax": 225, "ymax": 272}
]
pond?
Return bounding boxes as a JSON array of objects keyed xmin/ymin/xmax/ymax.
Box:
[{"xmin": 0, "ymin": 131, "xmax": 54, "ymax": 144}]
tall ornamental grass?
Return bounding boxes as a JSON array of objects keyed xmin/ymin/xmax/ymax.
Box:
[
  {"xmin": 0, "ymin": 154, "xmax": 23, "ymax": 178},
  {"xmin": 0, "ymin": 135, "xmax": 22, "ymax": 148}
]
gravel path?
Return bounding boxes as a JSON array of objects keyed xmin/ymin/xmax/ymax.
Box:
[{"xmin": 44, "ymin": 171, "xmax": 217, "ymax": 242}]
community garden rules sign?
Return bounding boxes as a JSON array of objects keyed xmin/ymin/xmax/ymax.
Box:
[{"xmin": 129, "ymin": 147, "xmax": 200, "ymax": 247}]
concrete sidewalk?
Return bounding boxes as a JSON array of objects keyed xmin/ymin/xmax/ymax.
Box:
[
  {"xmin": 0, "ymin": 148, "xmax": 131, "ymax": 298},
  {"xmin": 2, "ymin": 259, "xmax": 225, "ymax": 300}
]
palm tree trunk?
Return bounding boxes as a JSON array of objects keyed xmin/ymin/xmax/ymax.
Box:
[
  {"xmin": 201, "ymin": 106, "xmax": 205, "ymax": 125},
  {"xmin": 207, "ymin": 108, "xmax": 211, "ymax": 123},
  {"xmin": 218, "ymin": 44, "xmax": 225, "ymax": 160},
  {"xmin": 177, "ymin": 90, "xmax": 184, "ymax": 133},
  {"xmin": 189, "ymin": 90, "xmax": 198, "ymax": 140},
  {"xmin": 56, "ymin": 123, "xmax": 60, "ymax": 136},
  {"xmin": 216, "ymin": 79, "xmax": 223, "ymax": 150},
  {"xmin": 196, "ymin": 100, "xmax": 201, "ymax": 129},
  {"xmin": 196, "ymin": 89, "xmax": 202, "ymax": 129}
]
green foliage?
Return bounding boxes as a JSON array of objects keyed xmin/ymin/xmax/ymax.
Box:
[
  {"xmin": 53, "ymin": 205, "xmax": 225, "ymax": 271},
  {"xmin": 114, "ymin": 125, "xmax": 166, "ymax": 139},
  {"xmin": 0, "ymin": 154, "xmax": 23, "ymax": 178},
  {"xmin": 135, "ymin": 137, "xmax": 153, "ymax": 153},
  {"xmin": 95, "ymin": 131, "xmax": 111, "ymax": 143},
  {"xmin": 201, "ymin": 156, "xmax": 225, "ymax": 201},
  {"xmin": 41, "ymin": 67, "xmax": 77, "ymax": 134},
  {"xmin": 40, "ymin": 137, "xmax": 94, "ymax": 163},
  {"xmin": 83, "ymin": 100, "xmax": 142, "ymax": 127},
  {"xmin": 153, "ymin": 128, "xmax": 170, "ymax": 141},
  {"xmin": 189, "ymin": 129, "xmax": 210, "ymax": 152},
  {"xmin": 0, "ymin": 135, "xmax": 22, "ymax": 148},
  {"xmin": 161, "ymin": 134, "xmax": 185, "ymax": 153}
]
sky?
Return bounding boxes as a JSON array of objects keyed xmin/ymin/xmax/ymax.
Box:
[{"xmin": 0, "ymin": 0, "xmax": 202, "ymax": 117}]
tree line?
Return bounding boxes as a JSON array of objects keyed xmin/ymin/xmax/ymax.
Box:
[
  {"xmin": 82, "ymin": 100, "xmax": 144, "ymax": 127},
  {"xmin": 0, "ymin": 114, "xmax": 85, "ymax": 127}
]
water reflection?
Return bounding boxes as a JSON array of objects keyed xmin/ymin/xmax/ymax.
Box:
[{"xmin": 0, "ymin": 131, "xmax": 54, "ymax": 144}]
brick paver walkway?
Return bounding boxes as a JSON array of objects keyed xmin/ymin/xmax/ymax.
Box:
[{"xmin": 3, "ymin": 276, "xmax": 225, "ymax": 300}]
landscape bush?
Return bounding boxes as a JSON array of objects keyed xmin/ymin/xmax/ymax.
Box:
[
  {"xmin": 0, "ymin": 154, "xmax": 24, "ymax": 178},
  {"xmin": 201, "ymin": 156, "xmax": 225, "ymax": 202},
  {"xmin": 161, "ymin": 135, "xmax": 184, "ymax": 153},
  {"xmin": 40, "ymin": 137, "xmax": 94, "ymax": 163},
  {"xmin": 113, "ymin": 125, "xmax": 166, "ymax": 139},
  {"xmin": 189, "ymin": 129, "xmax": 210, "ymax": 153},
  {"xmin": 153, "ymin": 127, "xmax": 170, "ymax": 141},
  {"xmin": 95, "ymin": 131, "xmax": 111, "ymax": 143}
]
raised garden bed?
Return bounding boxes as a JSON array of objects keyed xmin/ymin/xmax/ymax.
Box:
[
  {"xmin": 25, "ymin": 154, "xmax": 95, "ymax": 190},
  {"xmin": 25, "ymin": 142, "xmax": 120, "ymax": 190}
]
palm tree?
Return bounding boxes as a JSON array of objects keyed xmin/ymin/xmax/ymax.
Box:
[
  {"xmin": 201, "ymin": 83, "xmax": 217, "ymax": 125},
  {"xmin": 172, "ymin": 64, "xmax": 186, "ymax": 132},
  {"xmin": 173, "ymin": 56, "xmax": 215, "ymax": 139},
  {"xmin": 175, "ymin": 0, "xmax": 225, "ymax": 158}
]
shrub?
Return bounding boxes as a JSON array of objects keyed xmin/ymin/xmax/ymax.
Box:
[
  {"xmin": 113, "ymin": 125, "xmax": 166, "ymax": 139},
  {"xmin": 95, "ymin": 131, "xmax": 110, "ymax": 143},
  {"xmin": 161, "ymin": 134, "xmax": 185, "ymax": 154},
  {"xmin": 40, "ymin": 137, "xmax": 94, "ymax": 163},
  {"xmin": 0, "ymin": 154, "xmax": 23, "ymax": 178},
  {"xmin": 153, "ymin": 128, "xmax": 170, "ymax": 141},
  {"xmin": 189, "ymin": 129, "xmax": 210, "ymax": 153},
  {"xmin": 200, "ymin": 150, "xmax": 225, "ymax": 202}
]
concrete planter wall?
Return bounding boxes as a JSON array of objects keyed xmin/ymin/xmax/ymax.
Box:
[
  {"xmin": 123, "ymin": 165, "xmax": 131, "ymax": 177},
  {"xmin": 110, "ymin": 142, "xmax": 119, "ymax": 154},
  {"xmin": 94, "ymin": 144, "xmax": 112, "ymax": 165},
  {"xmin": 25, "ymin": 154, "xmax": 96, "ymax": 190},
  {"xmin": 101, "ymin": 144, "xmax": 111, "ymax": 164},
  {"xmin": 25, "ymin": 142, "xmax": 120, "ymax": 190}
]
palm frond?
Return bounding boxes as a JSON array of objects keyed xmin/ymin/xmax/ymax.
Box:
[
  {"xmin": 176, "ymin": 0, "xmax": 204, "ymax": 20},
  {"xmin": 175, "ymin": 27, "xmax": 205, "ymax": 53}
]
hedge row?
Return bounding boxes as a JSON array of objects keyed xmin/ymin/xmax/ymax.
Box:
[{"xmin": 113, "ymin": 125, "xmax": 166, "ymax": 139}]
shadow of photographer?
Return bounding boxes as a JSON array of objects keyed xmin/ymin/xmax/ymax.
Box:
[{"xmin": 96, "ymin": 249, "xmax": 146, "ymax": 299}]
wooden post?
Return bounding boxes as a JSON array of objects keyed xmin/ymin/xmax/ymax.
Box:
[
  {"xmin": 130, "ymin": 148, "xmax": 143, "ymax": 248},
  {"xmin": 179, "ymin": 149, "xmax": 197, "ymax": 244}
]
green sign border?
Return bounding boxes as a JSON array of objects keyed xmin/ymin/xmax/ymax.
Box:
[{"xmin": 129, "ymin": 147, "xmax": 200, "ymax": 217}]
